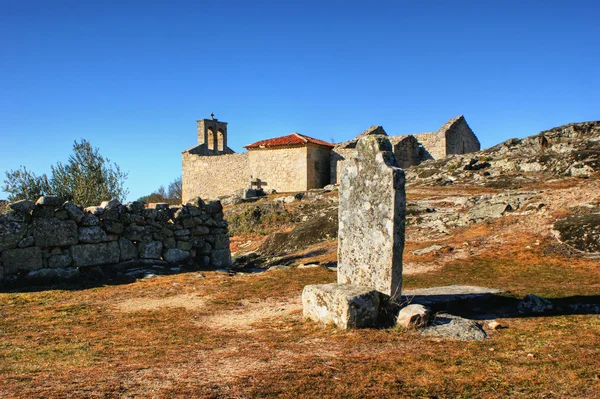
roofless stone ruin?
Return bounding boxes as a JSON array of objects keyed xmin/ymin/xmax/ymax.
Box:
[{"xmin": 302, "ymin": 126, "xmax": 406, "ymax": 329}]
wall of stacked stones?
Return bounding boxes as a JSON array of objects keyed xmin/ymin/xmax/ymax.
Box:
[
  {"xmin": 182, "ymin": 152, "xmax": 249, "ymax": 201},
  {"xmin": 0, "ymin": 196, "xmax": 231, "ymax": 285},
  {"xmin": 413, "ymin": 132, "xmax": 446, "ymax": 160}
]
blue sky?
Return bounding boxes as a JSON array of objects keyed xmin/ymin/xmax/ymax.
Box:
[{"xmin": 1, "ymin": 0, "xmax": 598, "ymax": 201}]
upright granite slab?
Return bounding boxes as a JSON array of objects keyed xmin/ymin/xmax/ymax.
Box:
[
  {"xmin": 337, "ymin": 126, "xmax": 406, "ymax": 298},
  {"xmin": 302, "ymin": 126, "xmax": 407, "ymax": 329}
]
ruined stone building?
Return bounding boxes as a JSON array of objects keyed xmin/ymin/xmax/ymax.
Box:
[{"xmin": 182, "ymin": 115, "xmax": 480, "ymax": 201}]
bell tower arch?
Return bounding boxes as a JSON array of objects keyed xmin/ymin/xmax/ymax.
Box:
[{"xmin": 197, "ymin": 113, "xmax": 228, "ymax": 154}]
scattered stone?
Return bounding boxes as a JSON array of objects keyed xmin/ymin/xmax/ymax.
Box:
[
  {"xmin": 396, "ymin": 304, "xmax": 431, "ymax": 328},
  {"xmin": 422, "ymin": 313, "xmax": 487, "ymax": 341},
  {"xmin": 518, "ymin": 294, "xmax": 554, "ymax": 314},
  {"xmin": 412, "ymin": 244, "xmax": 445, "ymax": 256},
  {"xmin": 487, "ymin": 320, "xmax": 503, "ymax": 330},
  {"xmin": 302, "ymin": 283, "xmax": 384, "ymax": 329},
  {"xmin": 100, "ymin": 199, "xmax": 121, "ymax": 209}
]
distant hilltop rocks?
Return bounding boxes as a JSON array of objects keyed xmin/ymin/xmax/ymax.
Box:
[{"xmin": 405, "ymin": 120, "xmax": 600, "ymax": 188}]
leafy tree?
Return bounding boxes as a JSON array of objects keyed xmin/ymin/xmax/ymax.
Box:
[
  {"xmin": 138, "ymin": 177, "xmax": 182, "ymax": 205},
  {"xmin": 3, "ymin": 139, "xmax": 129, "ymax": 206}
]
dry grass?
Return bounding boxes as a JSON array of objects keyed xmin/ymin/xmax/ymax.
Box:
[{"xmin": 2, "ymin": 182, "xmax": 600, "ymax": 398}]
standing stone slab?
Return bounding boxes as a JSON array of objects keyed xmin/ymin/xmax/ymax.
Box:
[
  {"xmin": 71, "ymin": 242, "xmax": 120, "ymax": 267},
  {"xmin": 302, "ymin": 283, "xmax": 383, "ymax": 329},
  {"xmin": 33, "ymin": 218, "xmax": 78, "ymax": 247},
  {"xmin": 337, "ymin": 127, "xmax": 406, "ymax": 298}
]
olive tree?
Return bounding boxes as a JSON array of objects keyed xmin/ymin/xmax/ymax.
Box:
[{"xmin": 3, "ymin": 139, "xmax": 129, "ymax": 206}]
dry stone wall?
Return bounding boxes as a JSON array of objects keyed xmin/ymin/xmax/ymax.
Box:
[{"xmin": 0, "ymin": 196, "xmax": 231, "ymax": 286}]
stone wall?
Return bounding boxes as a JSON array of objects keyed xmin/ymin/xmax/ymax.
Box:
[
  {"xmin": 391, "ymin": 135, "xmax": 422, "ymax": 168},
  {"xmin": 182, "ymin": 152, "xmax": 249, "ymax": 202},
  {"xmin": 414, "ymin": 132, "xmax": 445, "ymax": 160},
  {"xmin": 0, "ymin": 196, "xmax": 231, "ymax": 286},
  {"xmin": 248, "ymin": 146, "xmax": 308, "ymax": 193},
  {"xmin": 307, "ymin": 144, "xmax": 332, "ymax": 189},
  {"xmin": 443, "ymin": 116, "xmax": 480, "ymax": 155},
  {"xmin": 331, "ymin": 147, "xmax": 355, "ymax": 185}
]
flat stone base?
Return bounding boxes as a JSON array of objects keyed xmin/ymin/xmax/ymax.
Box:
[{"xmin": 302, "ymin": 283, "xmax": 384, "ymax": 329}]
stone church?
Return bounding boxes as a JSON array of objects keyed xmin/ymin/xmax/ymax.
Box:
[{"xmin": 182, "ymin": 114, "xmax": 480, "ymax": 201}]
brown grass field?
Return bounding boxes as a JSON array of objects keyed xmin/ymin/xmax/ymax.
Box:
[{"xmin": 1, "ymin": 186, "xmax": 600, "ymax": 398}]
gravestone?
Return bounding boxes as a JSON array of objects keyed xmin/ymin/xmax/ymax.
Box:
[
  {"xmin": 302, "ymin": 126, "xmax": 406, "ymax": 329},
  {"xmin": 337, "ymin": 126, "xmax": 406, "ymax": 298}
]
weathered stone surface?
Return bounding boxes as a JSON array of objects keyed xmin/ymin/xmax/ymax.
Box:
[
  {"xmin": 71, "ymin": 242, "xmax": 120, "ymax": 267},
  {"xmin": 518, "ymin": 294, "xmax": 554, "ymax": 314},
  {"xmin": 48, "ymin": 253, "xmax": 73, "ymax": 268},
  {"xmin": 553, "ymin": 213, "xmax": 600, "ymax": 253},
  {"xmin": 401, "ymin": 285, "xmax": 505, "ymax": 307},
  {"xmin": 18, "ymin": 236, "xmax": 35, "ymax": 248},
  {"xmin": 396, "ymin": 304, "xmax": 431, "ymax": 328},
  {"xmin": 9, "ymin": 200, "xmax": 35, "ymax": 213},
  {"xmin": 337, "ymin": 129, "xmax": 405, "ymax": 298},
  {"xmin": 63, "ymin": 201, "xmax": 85, "ymax": 223},
  {"xmin": 33, "ymin": 218, "xmax": 78, "ymax": 247},
  {"xmin": 468, "ymin": 202, "xmax": 512, "ymax": 221},
  {"xmin": 119, "ymin": 238, "xmax": 138, "ymax": 261},
  {"xmin": 25, "ymin": 267, "xmax": 79, "ymax": 281},
  {"xmin": 78, "ymin": 226, "xmax": 108, "ymax": 243},
  {"xmin": 210, "ymin": 248, "xmax": 231, "ymax": 268},
  {"xmin": 80, "ymin": 213, "xmax": 100, "ymax": 226},
  {"xmin": 302, "ymin": 283, "xmax": 383, "ymax": 329},
  {"xmin": 138, "ymin": 241, "xmax": 162, "ymax": 259},
  {"xmin": 177, "ymin": 241, "xmax": 193, "ymax": 251},
  {"xmin": 103, "ymin": 220, "xmax": 124, "ymax": 234},
  {"xmin": 35, "ymin": 196, "xmax": 63, "ymax": 207},
  {"xmin": 100, "ymin": 199, "xmax": 121, "ymax": 209},
  {"xmin": 2, "ymin": 246, "xmax": 43, "ymax": 273},
  {"xmin": 191, "ymin": 226, "xmax": 210, "ymax": 236},
  {"xmin": 163, "ymin": 248, "xmax": 190, "ymax": 264},
  {"xmin": 0, "ymin": 222, "xmax": 27, "ymax": 251},
  {"xmin": 422, "ymin": 313, "xmax": 487, "ymax": 341}
]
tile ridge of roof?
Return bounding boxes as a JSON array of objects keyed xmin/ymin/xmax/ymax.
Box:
[{"xmin": 293, "ymin": 132, "xmax": 308, "ymax": 143}]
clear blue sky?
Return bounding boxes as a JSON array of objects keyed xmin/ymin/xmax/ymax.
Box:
[{"xmin": 1, "ymin": 0, "xmax": 598, "ymax": 201}]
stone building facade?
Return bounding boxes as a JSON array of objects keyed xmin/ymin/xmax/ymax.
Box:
[{"xmin": 182, "ymin": 115, "xmax": 480, "ymax": 200}]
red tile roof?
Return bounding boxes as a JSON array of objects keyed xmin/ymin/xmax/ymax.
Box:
[{"xmin": 244, "ymin": 133, "xmax": 335, "ymax": 149}]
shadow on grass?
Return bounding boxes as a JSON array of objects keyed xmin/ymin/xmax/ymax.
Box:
[{"xmin": 404, "ymin": 293, "xmax": 600, "ymax": 320}]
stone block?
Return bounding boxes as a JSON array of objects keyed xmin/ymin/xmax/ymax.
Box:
[
  {"xmin": 33, "ymin": 218, "xmax": 78, "ymax": 247},
  {"xmin": 71, "ymin": 242, "xmax": 120, "ymax": 267},
  {"xmin": 103, "ymin": 220, "xmax": 124, "ymax": 234},
  {"xmin": 138, "ymin": 241, "xmax": 162, "ymax": 259},
  {"xmin": 48, "ymin": 253, "xmax": 73, "ymax": 268},
  {"xmin": 2, "ymin": 247, "xmax": 43, "ymax": 274},
  {"xmin": 63, "ymin": 201, "xmax": 85, "ymax": 223},
  {"xmin": 210, "ymin": 248, "xmax": 231, "ymax": 268},
  {"xmin": 191, "ymin": 226, "xmax": 210, "ymax": 236},
  {"xmin": 78, "ymin": 226, "xmax": 108, "ymax": 243},
  {"xmin": 302, "ymin": 283, "xmax": 382, "ymax": 329},
  {"xmin": 163, "ymin": 248, "xmax": 190, "ymax": 264},
  {"xmin": 0, "ymin": 222, "xmax": 27, "ymax": 251},
  {"xmin": 35, "ymin": 196, "xmax": 63, "ymax": 207},
  {"xmin": 396, "ymin": 304, "xmax": 431, "ymax": 328},
  {"xmin": 337, "ymin": 129, "xmax": 405, "ymax": 298},
  {"xmin": 80, "ymin": 214, "xmax": 100, "ymax": 226},
  {"xmin": 26, "ymin": 268, "xmax": 79, "ymax": 282},
  {"xmin": 119, "ymin": 238, "xmax": 138, "ymax": 261},
  {"xmin": 9, "ymin": 199, "xmax": 35, "ymax": 213}
]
